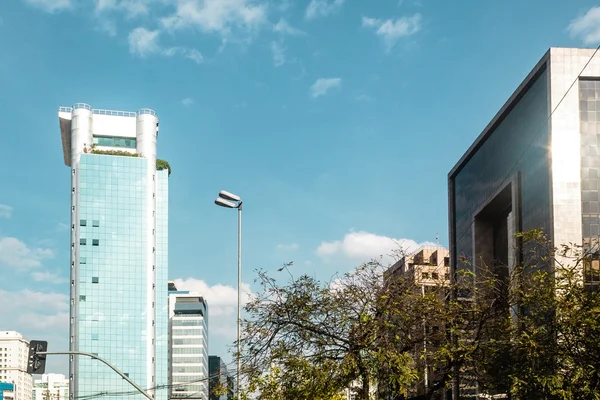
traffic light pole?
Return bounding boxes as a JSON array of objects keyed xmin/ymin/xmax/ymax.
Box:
[{"xmin": 37, "ymin": 351, "xmax": 153, "ymax": 400}]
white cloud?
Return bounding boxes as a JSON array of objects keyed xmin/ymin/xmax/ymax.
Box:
[
  {"xmin": 271, "ymin": 41, "xmax": 286, "ymax": 67},
  {"xmin": 317, "ymin": 230, "xmax": 438, "ymax": 265},
  {"xmin": 306, "ymin": 0, "xmax": 345, "ymax": 20},
  {"xmin": 128, "ymin": 27, "xmax": 161, "ymax": 56},
  {"xmin": 568, "ymin": 7, "xmax": 600, "ymax": 45},
  {"xmin": 181, "ymin": 97, "xmax": 194, "ymax": 107},
  {"xmin": 128, "ymin": 27, "xmax": 203, "ymax": 64},
  {"xmin": 95, "ymin": 0, "xmax": 149, "ymax": 17},
  {"xmin": 273, "ymin": 18, "xmax": 305, "ymax": 36},
  {"xmin": 362, "ymin": 14, "xmax": 421, "ymax": 52},
  {"xmin": 276, "ymin": 243, "xmax": 298, "ymax": 251},
  {"xmin": 0, "ymin": 290, "xmax": 68, "ymax": 315},
  {"xmin": 31, "ymin": 271, "xmax": 67, "ymax": 284},
  {"xmin": 173, "ymin": 278, "xmax": 252, "ymax": 317},
  {"xmin": 161, "ymin": 0, "xmax": 267, "ymax": 36},
  {"xmin": 310, "ymin": 77, "xmax": 341, "ymax": 98},
  {"xmin": 164, "ymin": 47, "xmax": 204, "ymax": 64},
  {"xmin": 0, "ymin": 204, "xmax": 12, "ymax": 218},
  {"xmin": 23, "ymin": 0, "xmax": 71, "ymax": 13},
  {"xmin": 0, "ymin": 237, "xmax": 54, "ymax": 269},
  {"xmin": 95, "ymin": 0, "xmax": 117, "ymax": 12},
  {"xmin": 0, "ymin": 289, "xmax": 69, "ymax": 373}
]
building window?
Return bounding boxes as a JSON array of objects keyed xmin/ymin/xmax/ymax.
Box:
[
  {"xmin": 92, "ymin": 277, "xmax": 99, "ymax": 284},
  {"xmin": 91, "ymin": 333, "xmax": 98, "ymax": 341},
  {"xmin": 422, "ymin": 272, "xmax": 429, "ymax": 279},
  {"xmin": 93, "ymin": 136, "xmax": 137, "ymax": 148},
  {"xmin": 80, "ymin": 239, "xmax": 87, "ymax": 245},
  {"xmin": 80, "ymin": 220, "xmax": 87, "ymax": 226},
  {"xmin": 80, "ymin": 257, "xmax": 86, "ymax": 264},
  {"xmin": 92, "ymin": 220, "xmax": 100, "ymax": 227},
  {"xmin": 92, "ymin": 239, "xmax": 99, "ymax": 246},
  {"xmin": 79, "ymin": 295, "xmax": 86, "ymax": 302},
  {"xmin": 432, "ymin": 273, "xmax": 439, "ymax": 280}
]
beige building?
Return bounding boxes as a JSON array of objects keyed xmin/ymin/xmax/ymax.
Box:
[
  {"xmin": 0, "ymin": 331, "xmax": 32, "ymax": 400},
  {"xmin": 32, "ymin": 374, "xmax": 69, "ymax": 400},
  {"xmin": 385, "ymin": 247, "xmax": 450, "ymax": 288},
  {"xmin": 384, "ymin": 247, "xmax": 451, "ymax": 400}
]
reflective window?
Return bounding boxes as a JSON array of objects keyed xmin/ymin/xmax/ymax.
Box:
[
  {"xmin": 450, "ymin": 67, "xmax": 550, "ymax": 273},
  {"xmin": 92, "ymin": 136, "xmax": 136, "ymax": 148}
]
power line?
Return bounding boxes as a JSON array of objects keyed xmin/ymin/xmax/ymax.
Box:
[
  {"xmin": 451, "ymin": 46, "xmax": 600, "ymax": 261},
  {"xmin": 73, "ymin": 359, "xmax": 240, "ymax": 400}
]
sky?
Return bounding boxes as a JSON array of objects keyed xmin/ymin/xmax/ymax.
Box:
[{"xmin": 1, "ymin": 0, "xmax": 600, "ymax": 381}]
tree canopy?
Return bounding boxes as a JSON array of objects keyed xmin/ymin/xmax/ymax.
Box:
[{"xmin": 238, "ymin": 231, "xmax": 600, "ymax": 400}]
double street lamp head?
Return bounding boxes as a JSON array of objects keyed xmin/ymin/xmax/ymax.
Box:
[{"xmin": 215, "ymin": 190, "xmax": 242, "ymax": 209}]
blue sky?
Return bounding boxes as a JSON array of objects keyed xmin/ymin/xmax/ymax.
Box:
[{"xmin": 1, "ymin": 0, "xmax": 599, "ymax": 378}]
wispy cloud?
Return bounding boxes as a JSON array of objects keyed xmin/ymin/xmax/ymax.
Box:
[
  {"xmin": 277, "ymin": 243, "xmax": 299, "ymax": 251},
  {"xmin": 129, "ymin": 27, "xmax": 160, "ymax": 56},
  {"xmin": 181, "ymin": 98, "xmax": 194, "ymax": 107},
  {"xmin": 568, "ymin": 7, "xmax": 600, "ymax": 45},
  {"xmin": 23, "ymin": 0, "xmax": 71, "ymax": 13},
  {"xmin": 0, "ymin": 204, "xmax": 12, "ymax": 219},
  {"xmin": 128, "ymin": 27, "xmax": 203, "ymax": 64},
  {"xmin": 56, "ymin": 222, "xmax": 69, "ymax": 232},
  {"xmin": 355, "ymin": 94, "xmax": 374, "ymax": 102},
  {"xmin": 161, "ymin": 0, "xmax": 268, "ymax": 37},
  {"xmin": 0, "ymin": 237, "xmax": 54, "ymax": 270},
  {"xmin": 271, "ymin": 41, "xmax": 286, "ymax": 67},
  {"xmin": 273, "ymin": 18, "xmax": 305, "ymax": 36},
  {"xmin": 31, "ymin": 271, "xmax": 67, "ymax": 284},
  {"xmin": 362, "ymin": 14, "xmax": 421, "ymax": 52},
  {"xmin": 306, "ymin": 0, "xmax": 345, "ymax": 20},
  {"xmin": 310, "ymin": 77, "xmax": 342, "ymax": 98}
]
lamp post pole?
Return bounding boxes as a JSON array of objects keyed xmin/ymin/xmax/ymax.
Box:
[
  {"xmin": 236, "ymin": 203, "xmax": 242, "ymax": 398},
  {"xmin": 214, "ymin": 190, "xmax": 243, "ymax": 398}
]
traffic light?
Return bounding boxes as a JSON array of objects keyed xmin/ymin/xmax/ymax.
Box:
[{"xmin": 26, "ymin": 340, "xmax": 48, "ymax": 374}]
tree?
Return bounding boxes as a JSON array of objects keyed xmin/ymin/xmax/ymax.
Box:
[
  {"xmin": 239, "ymin": 261, "xmax": 452, "ymax": 400},
  {"xmin": 238, "ymin": 231, "xmax": 600, "ymax": 400}
]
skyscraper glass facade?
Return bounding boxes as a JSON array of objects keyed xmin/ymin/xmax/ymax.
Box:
[
  {"xmin": 77, "ymin": 154, "xmax": 150, "ymax": 399},
  {"xmin": 155, "ymin": 170, "xmax": 169, "ymax": 399},
  {"xmin": 60, "ymin": 103, "xmax": 168, "ymax": 400}
]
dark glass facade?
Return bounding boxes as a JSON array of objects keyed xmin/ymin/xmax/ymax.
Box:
[
  {"xmin": 450, "ymin": 66, "xmax": 551, "ymax": 272},
  {"xmin": 579, "ymin": 80, "xmax": 600, "ymax": 285}
]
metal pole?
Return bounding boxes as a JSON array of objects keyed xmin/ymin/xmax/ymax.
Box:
[
  {"xmin": 237, "ymin": 203, "xmax": 242, "ymax": 397},
  {"xmin": 38, "ymin": 351, "xmax": 153, "ymax": 400}
]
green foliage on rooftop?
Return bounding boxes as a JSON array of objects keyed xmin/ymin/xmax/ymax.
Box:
[
  {"xmin": 90, "ymin": 149, "xmax": 140, "ymax": 157},
  {"xmin": 156, "ymin": 159, "xmax": 171, "ymax": 175}
]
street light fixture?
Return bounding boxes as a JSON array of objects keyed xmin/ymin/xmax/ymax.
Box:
[{"xmin": 214, "ymin": 190, "xmax": 242, "ymax": 396}]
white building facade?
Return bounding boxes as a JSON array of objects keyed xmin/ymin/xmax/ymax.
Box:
[
  {"xmin": 32, "ymin": 374, "xmax": 69, "ymax": 400},
  {"xmin": 0, "ymin": 332, "xmax": 32, "ymax": 400},
  {"xmin": 168, "ymin": 283, "xmax": 208, "ymax": 400}
]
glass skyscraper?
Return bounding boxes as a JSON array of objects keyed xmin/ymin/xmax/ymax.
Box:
[{"xmin": 58, "ymin": 104, "xmax": 169, "ymax": 400}]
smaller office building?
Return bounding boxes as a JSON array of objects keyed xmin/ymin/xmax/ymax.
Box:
[
  {"xmin": 0, "ymin": 332, "xmax": 32, "ymax": 400},
  {"xmin": 168, "ymin": 282, "xmax": 209, "ymax": 400}
]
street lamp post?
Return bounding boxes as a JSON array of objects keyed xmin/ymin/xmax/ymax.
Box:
[{"xmin": 214, "ymin": 190, "xmax": 242, "ymax": 397}]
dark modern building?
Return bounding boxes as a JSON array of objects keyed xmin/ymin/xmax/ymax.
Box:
[
  {"xmin": 449, "ymin": 47, "xmax": 600, "ymax": 285},
  {"xmin": 208, "ymin": 357, "xmax": 229, "ymax": 400},
  {"xmin": 448, "ymin": 47, "xmax": 600, "ymax": 397}
]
